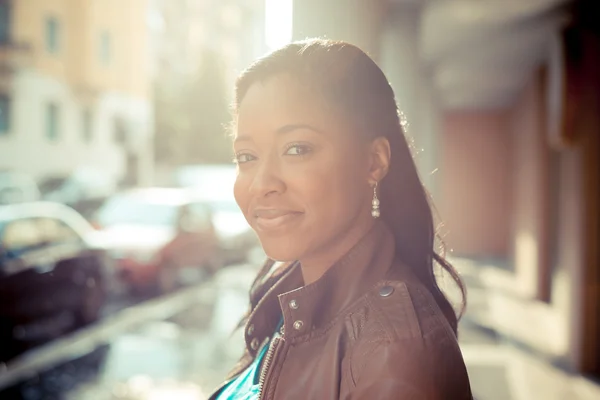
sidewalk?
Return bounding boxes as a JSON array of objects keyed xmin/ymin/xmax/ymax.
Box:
[{"xmin": 455, "ymin": 258, "xmax": 600, "ymax": 400}]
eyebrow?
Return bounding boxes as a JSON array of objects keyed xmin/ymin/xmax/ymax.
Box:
[{"xmin": 234, "ymin": 123, "xmax": 323, "ymax": 143}]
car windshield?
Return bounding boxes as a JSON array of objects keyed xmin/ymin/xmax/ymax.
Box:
[
  {"xmin": 96, "ymin": 196, "xmax": 178, "ymax": 227},
  {"xmin": 38, "ymin": 176, "xmax": 68, "ymax": 194}
]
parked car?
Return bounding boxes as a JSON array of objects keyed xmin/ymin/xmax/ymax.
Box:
[
  {"xmin": 38, "ymin": 168, "xmax": 118, "ymax": 220},
  {"xmin": 0, "ymin": 202, "xmax": 109, "ymax": 363},
  {"xmin": 171, "ymin": 164, "xmax": 258, "ymax": 265},
  {"xmin": 197, "ymin": 194, "xmax": 258, "ymax": 265},
  {"xmin": 0, "ymin": 171, "xmax": 40, "ymax": 205},
  {"xmin": 90, "ymin": 188, "xmax": 219, "ymax": 295}
]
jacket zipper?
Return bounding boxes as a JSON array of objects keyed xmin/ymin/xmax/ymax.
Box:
[
  {"xmin": 258, "ymin": 336, "xmax": 282, "ymax": 400},
  {"xmin": 209, "ymin": 337, "xmax": 271, "ymax": 400}
]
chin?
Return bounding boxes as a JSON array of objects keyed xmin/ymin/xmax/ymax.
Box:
[{"xmin": 258, "ymin": 235, "xmax": 306, "ymax": 262}]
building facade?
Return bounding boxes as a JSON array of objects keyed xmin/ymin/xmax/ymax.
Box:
[
  {"xmin": 0, "ymin": 0, "xmax": 153, "ymax": 185},
  {"xmin": 292, "ymin": 0, "xmax": 600, "ymax": 378}
]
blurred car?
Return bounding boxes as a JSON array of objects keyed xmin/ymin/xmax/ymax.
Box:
[
  {"xmin": 0, "ymin": 202, "xmax": 109, "ymax": 362},
  {"xmin": 90, "ymin": 188, "xmax": 219, "ymax": 295},
  {"xmin": 171, "ymin": 164, "xmax": 258, "ymax": 265},
  {"xmin": 38, "ymin": 167, "xmax": 118, "ymax": 220},
  {"xmin": 197, "ymin": 194, "xmax": 258, "ymax": 265},
  {"xmin": 0, "ymin": 171, "xmax": 40, "ymax": 205}
]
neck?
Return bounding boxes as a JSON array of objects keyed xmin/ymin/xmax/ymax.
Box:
[{"xmin": 299, "ymin": 216, "xmax": 376, "ymax": 285}]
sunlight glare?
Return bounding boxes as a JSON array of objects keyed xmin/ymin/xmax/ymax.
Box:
[{"xmin": 265, "ymin": 0, "xmax": 293, "ymax": 50}]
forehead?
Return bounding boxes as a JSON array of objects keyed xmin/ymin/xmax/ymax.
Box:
[{"xmin": 236, "ymin": 74, "xmax": 342, "ymax": 135}]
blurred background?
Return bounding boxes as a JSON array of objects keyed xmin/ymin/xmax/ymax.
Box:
[{"xmin": 0, "ymin": 0, "xmax": 599, "ymax": 399}]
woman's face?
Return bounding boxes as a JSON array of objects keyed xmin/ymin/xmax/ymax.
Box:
[{"xmin": 233, "ymin": 74, "xmax": 376, "ymax": 262}]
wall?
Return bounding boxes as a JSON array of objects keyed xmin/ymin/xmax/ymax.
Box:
[
  {"xmin": 87, "ymin": 0, "xmax": 149, "ymax": 99},
  {"xmin": 13, "ymin": 0, "xmax": 149, "ymax": 100},
  {"xmin": 439, "ymin": 69, "xmax": 551, "ymax": 277},
  {"xmin": 439, "ymin": 111, "xmax": 513, "ymax": 258},
  {"xmin": 508, "ymin": 70, "xmax": 550, "ymax": 298},
  {"xmin": 0, "ymin": 70, "xmax": 125, "ymax": 179},
  {"xmin": 453, "ymin": 66, "xmax": 594, "ymax": 370}
]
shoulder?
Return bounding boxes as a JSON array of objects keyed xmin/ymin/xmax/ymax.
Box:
[
  {"xmin": 356, "ymin": 279, "xmax": 456, "ymax": 344},
  {"xmin": 344, "ymin": 281, "xmax": 470, "ymax": 396}
]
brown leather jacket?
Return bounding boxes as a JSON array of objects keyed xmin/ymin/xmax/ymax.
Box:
[{"xmin": 210, "ymin": 221, "xmax": 472, "ymax": 399}]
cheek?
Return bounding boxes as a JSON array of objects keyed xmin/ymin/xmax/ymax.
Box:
[{"xmin": 295, "ymin": 153, "xmax": 366, "ymax": 217}]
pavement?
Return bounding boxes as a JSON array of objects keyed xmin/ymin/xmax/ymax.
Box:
[
  {"xmin": 455, "ymin": 258, "xmax": 600, "ymax": 400},
  {"xmin": 1, "ymin": 260, "xmax": 600, "ymax": 399}
]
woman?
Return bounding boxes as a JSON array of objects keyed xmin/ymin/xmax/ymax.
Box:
[{"xmin": 210, "ymin": 39, "xmax": 472, "ymax": 400}]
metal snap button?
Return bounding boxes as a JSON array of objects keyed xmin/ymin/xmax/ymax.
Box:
[
  {"xmin": 247, "ymin": 324, "xmax": 255, "ymax": 336},
  {"xmin": 250, "ymin": 338, "xmax": 259, "ymax": 350},
  {"xmin": 289, "ymin": 299, "xmax": 299, "ymax": 310},
  {"xmin": 379, "ymin": 285, "xmax": 394, "ymax": 297},
  {"xmin": 293, "ymin": 320, "xmax": 304, "ymax": 331}
]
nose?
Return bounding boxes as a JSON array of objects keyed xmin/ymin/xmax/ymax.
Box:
[{"xmin": 248, "ymin": 154, "xmax": 286, "ymax": 198}]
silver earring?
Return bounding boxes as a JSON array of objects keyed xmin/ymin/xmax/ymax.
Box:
[{"xmin": 371, "ymin": 182, "xmax": 380, "ymax": 219}]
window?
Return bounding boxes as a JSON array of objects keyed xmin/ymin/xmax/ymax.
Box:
[
  {"xmin": 97, "ymin": 196, "xmax": 178, "ymax": 227},
  {"xmin": 46, "ymin": 102, "xmax": 60, "ymax": 141},
  {"xmin": 82, "ymin": 108, "xmax": 93, "ymax": 142},
  {"xmin": 99, "ymin": 31, "xmax": 111, "ymax": 65},
  {"xmin": 45, "ymin": 16, "xmax": 60, "ymax": 54},
  {"xmin": 113, "ymin": 116, "xmax": 127, "ymax": 144},
  {"xmin": 0, "ymin": 94, "xmax": 10, "ymax": 135},
  {"xmin": 38, "ymin": 176, "xmax": 67, "ymax": 195},
  {"xmin": 0, "ymin": 1, "xmax": 11, "ymax": 44}
]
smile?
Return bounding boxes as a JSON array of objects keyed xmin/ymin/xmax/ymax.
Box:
[{"xmin": 253, "ymin": 209, "xmax": 303, "ymax": 232}]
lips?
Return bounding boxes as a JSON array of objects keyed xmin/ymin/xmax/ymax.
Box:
[{"xmin": 252, "ymin": 208, "xmax": 303, "ymax": 232}]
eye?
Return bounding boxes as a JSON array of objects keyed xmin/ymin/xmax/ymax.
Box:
[
  {"xmin": 284, "ymin": 143, "xmax": 313, "ymax": 156},
  {"xmin": 233, "ymin": 153, "xmax": 256, "ymax": 164}
]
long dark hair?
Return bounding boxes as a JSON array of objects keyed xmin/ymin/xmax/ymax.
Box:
[{"xmin": 233, "ymin": 39, "xmax": 466, "ymax": 334}]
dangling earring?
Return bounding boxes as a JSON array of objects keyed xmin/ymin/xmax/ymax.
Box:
[{"xmin": 371, "ymin": 182, "xmax": 380, "ymax": 219}]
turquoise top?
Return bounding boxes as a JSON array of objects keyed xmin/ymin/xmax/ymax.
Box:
[{"xmin": 216, "ymin": 320, "xmax": 283, "ymax": 400}]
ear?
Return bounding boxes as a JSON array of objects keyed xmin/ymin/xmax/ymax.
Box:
[{"xmin": 368, "ymin": 137, "xmax": 391, "ymax": 185}]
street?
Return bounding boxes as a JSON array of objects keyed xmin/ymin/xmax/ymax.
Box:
[
  {"xmin": 0, "ymin": 262, "xmax": 257, "ymax": 400},
  {"xmin": 1, "ymin": 262, "xmax": 599, "ymax": 400}
]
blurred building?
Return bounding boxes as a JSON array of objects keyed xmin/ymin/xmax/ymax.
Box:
[
  {"xmin": 293, "ymin": 0, "xmax": 600, "ymax": 378},
  {"xmin": 149, "ymin": 0, "xmax": 266, "ymax": 93},
  {"xmin": 148, "ymin": 0, "xmax": 267, "ymax": 173},
  {"xmin": 0, "ymin": 0, "xmax": 153, "ymax": 185}
]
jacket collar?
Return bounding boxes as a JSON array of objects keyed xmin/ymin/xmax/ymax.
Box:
[{"xmin": 244, "ymin": 220, "xmax": 396, "ymax": 354}]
